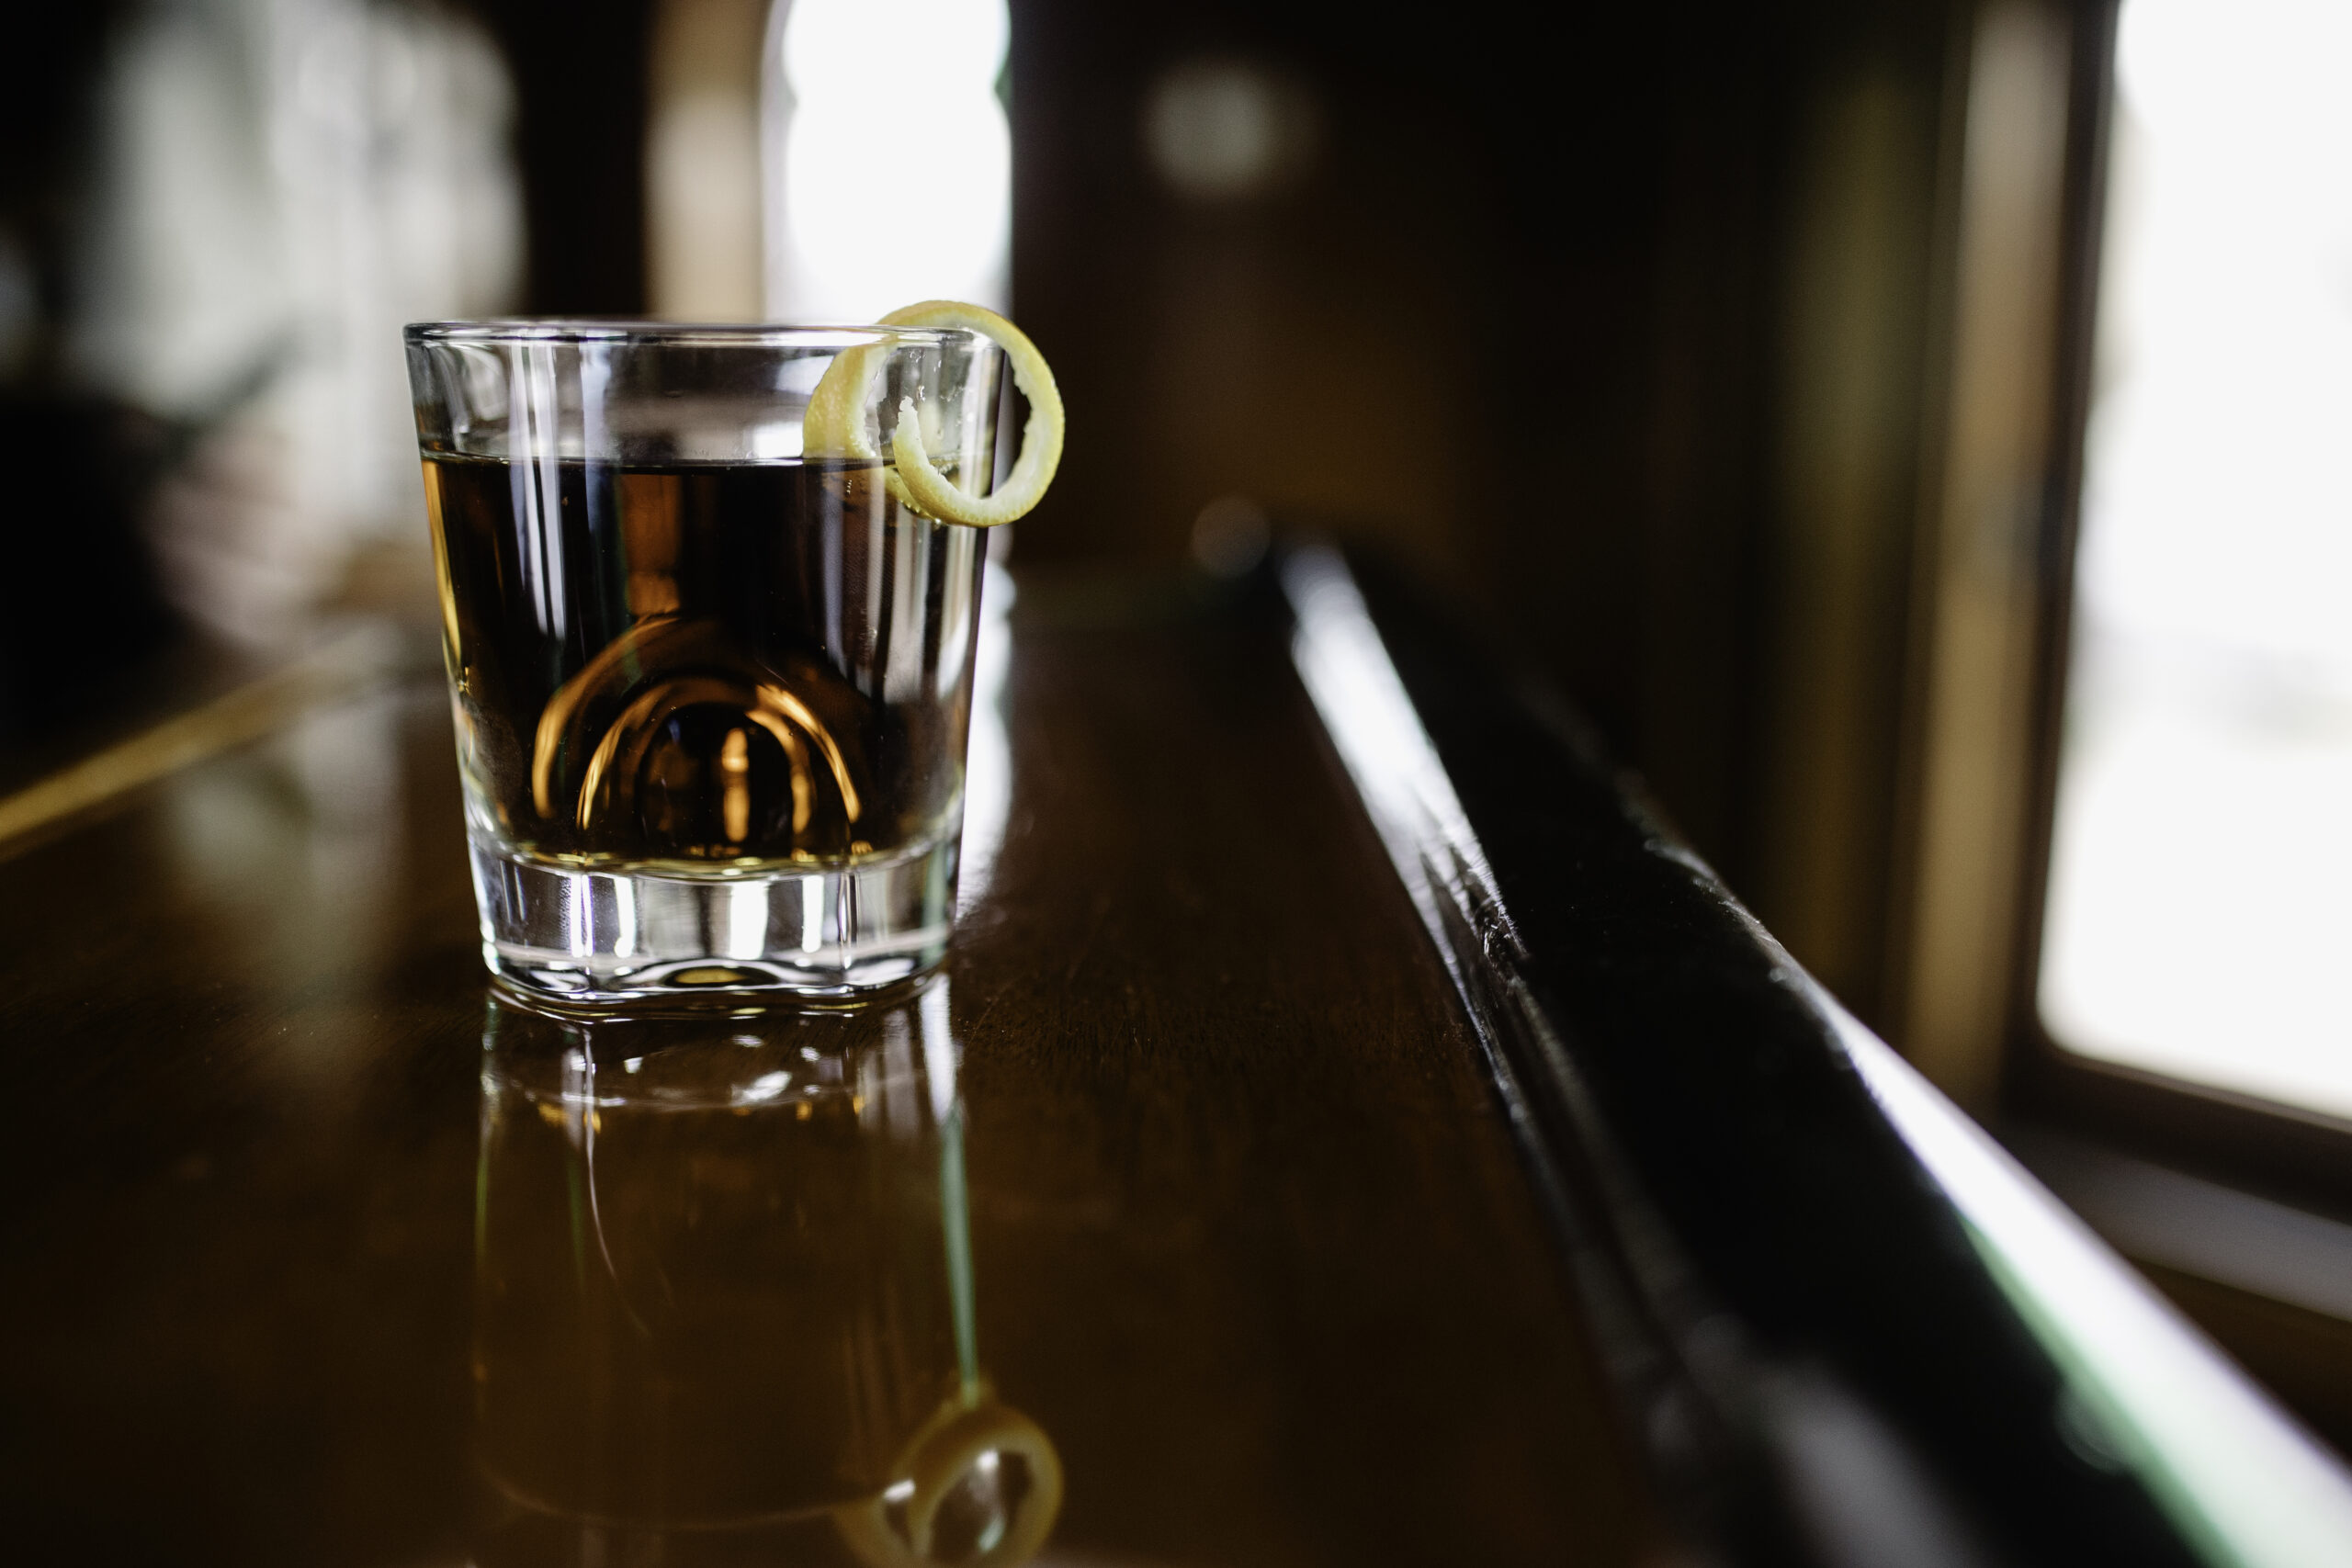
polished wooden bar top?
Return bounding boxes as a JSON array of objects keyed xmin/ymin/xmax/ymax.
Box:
[{"xmin": 0, "ymin": 578, "xmax": 1661, "ymax": 1565}]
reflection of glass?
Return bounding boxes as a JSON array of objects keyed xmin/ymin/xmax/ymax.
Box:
[
  {"xmin": 471, "ymin": 981, "xmax": 1060, "ymax": 1565},
  {"xmin": 405, "ymin": 323, "xmax": 1001, "ymax": 1002}
]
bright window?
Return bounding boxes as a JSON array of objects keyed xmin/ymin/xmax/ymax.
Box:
[
  {"xmin": 2040, "ymin": 0, "xmax": 2352, "ymax": 1115},
  {"xmin": 765, "ymin": 0, "xmax": 1010, "ymax": 321}
]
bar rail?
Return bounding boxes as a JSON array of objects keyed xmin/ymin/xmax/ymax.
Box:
[{"xmin": 1281, "ymin": 543, "xmax": 2352, "ymax": 1568}]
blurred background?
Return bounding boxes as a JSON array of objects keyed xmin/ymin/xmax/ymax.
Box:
[{"xmin": 6, "ymin": 0, "xmax": 2351, "ymax": 1307}]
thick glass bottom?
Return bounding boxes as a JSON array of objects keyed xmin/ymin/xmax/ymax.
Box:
[{"xmin": 469, "ymin": 835, "xmax": 956, "ymax": 1006}]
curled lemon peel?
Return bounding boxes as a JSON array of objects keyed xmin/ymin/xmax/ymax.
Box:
[{"xmin": 802, "ymin": 300, "xmax": 1063, "ymax": 528}]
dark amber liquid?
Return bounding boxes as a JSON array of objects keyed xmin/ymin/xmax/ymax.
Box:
[{"xmin": 425, "ymin": 455, "xmax": 983, "ymax": 870}]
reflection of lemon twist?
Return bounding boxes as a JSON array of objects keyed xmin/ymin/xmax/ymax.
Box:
[
  {"xmin": 804, "ymin": 301, "xmax": 1064, "ymax": 528},
  {"xmin": 834, "ymin": 1392, "xmax": 1064, "ymax": 1568}
]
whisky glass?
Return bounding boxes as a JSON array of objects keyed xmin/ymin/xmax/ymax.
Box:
[{"xmin": 405, "ymin": 322, "xmax": 1001, "ymax": 1003}]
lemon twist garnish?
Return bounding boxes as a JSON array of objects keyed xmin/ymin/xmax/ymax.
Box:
[{"xmin": 803, "ymin": 300, "xmax": 1063, "ymax": 528}]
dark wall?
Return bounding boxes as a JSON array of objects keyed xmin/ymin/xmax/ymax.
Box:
[
  {"xmin": 1011, "ymin": 0, "xmax": 1962, "ymax": 1033},
  {"xmin": 0, "ymin": 0, "xmax": 176, "ymax": 738},
  {"xmin": 473, "ymin": 0, "xmax": 656, "ymax": 315}
]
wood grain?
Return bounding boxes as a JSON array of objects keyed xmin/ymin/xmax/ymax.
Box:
[{"xmin": 0, "ymin": 581, "xmax": 1659, "ymax": 1565}]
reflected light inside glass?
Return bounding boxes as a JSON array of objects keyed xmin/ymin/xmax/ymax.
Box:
[
  {"xmin": 770, "ymin": 0, "xmax": 1010, "ymax": 321},
  {"xmin": 2040, "ymin": 0, "xmax": 2352, "ymax": 1114}
]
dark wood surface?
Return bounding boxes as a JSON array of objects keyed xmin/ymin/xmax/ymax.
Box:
[{"xmin": 0, "ymin": 581, "xmax": 1662, "ymax": 1565}]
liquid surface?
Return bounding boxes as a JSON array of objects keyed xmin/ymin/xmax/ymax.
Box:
[{"xmin": 426, "ymin": 455, "xmax": 984, "ymax": 871}]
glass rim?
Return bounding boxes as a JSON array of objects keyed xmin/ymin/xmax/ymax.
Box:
[{"xmin": 403, "ymin": 318, "xmax": 980, "ymax": 349}]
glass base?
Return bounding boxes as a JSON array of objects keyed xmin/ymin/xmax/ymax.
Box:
[{"xmin": 469, "ymin": 836, "xmax": 956, "ymax": 1006}]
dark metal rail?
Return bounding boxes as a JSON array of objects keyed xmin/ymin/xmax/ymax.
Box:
[{"xmin": 1281, "ymin": 543, "xmax": 2352, "ymax": 1568}]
